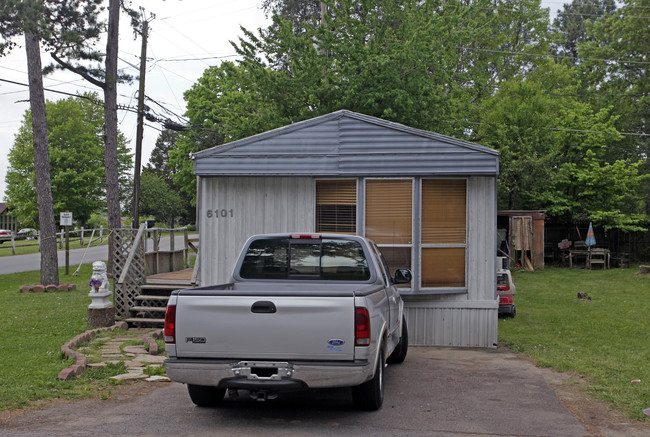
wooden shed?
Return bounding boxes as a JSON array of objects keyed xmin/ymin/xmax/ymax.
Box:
[{"xmin": 193, "ymin": 110, "xmax": 500, "ymax": 347}]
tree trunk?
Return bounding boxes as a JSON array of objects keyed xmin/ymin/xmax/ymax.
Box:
[
  {"xmin": 24, "ymin": 31, "xmax": 59, "ymax": 286},
  {"xmin": 104, "ymin": 0, "xmax": 122, "ymax": 275}
]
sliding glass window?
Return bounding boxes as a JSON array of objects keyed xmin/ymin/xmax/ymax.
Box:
[
  {"xmin": 421, "ymin": 179, "xmax": 467, "ymax": 288},
  {"xmin": 365, "ymin": 179, "xmax": 412, "ymax": 282}
]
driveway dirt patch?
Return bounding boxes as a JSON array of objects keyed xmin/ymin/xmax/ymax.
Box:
[{"xmin": 539, "ymin": 366, "xmax": 649, "ymax": 437}]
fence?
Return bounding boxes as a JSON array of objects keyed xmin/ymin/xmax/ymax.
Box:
[
  {"xmin": 0, "ymin": 227, "xmax": 108, "ymax": 255},
  {"xmin": 545, "ymin": 223, "xmax": 650, "ymax": 264}
]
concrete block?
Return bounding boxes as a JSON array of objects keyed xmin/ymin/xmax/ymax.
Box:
[
  {"xmin": 61, "ymin": 346, "xmax": 74, "ymax": 359},
  {"xmin": 75, "ymin": 355, "xmax": 86, "ymax": 368},
  {"xmin": 87, "ymin": 307, "xmax": 116, "ymax": 328},
  {"xmin": 58, "ymin": 367, "xmax": 77, "ymax": 381},
  {"xmin": 72, "ymin": 364, "xmax": 84, "ymax": 376}
]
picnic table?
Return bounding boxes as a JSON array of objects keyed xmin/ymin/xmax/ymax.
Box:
[{"xmin": 569, "ymin": 246, "xmax": 610, "ymax": 269}]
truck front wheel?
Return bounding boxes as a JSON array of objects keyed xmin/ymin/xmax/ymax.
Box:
[
  {"xmin": 187, "ymin": 384, "xmax": 226, "ymax": 407},
  {"xmin": 352, "ymin": 348, "xmax": 384, "ymax": 411}
]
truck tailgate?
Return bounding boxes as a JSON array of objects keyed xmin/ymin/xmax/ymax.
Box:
[{"xmin": 174, "ymin": 295, "xmax": 355, "ymax": 361}]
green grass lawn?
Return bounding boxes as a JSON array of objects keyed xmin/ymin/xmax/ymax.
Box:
[
  {"xmin": 500, "ymin": 265, "xmax": 650, "ymax": 421},
  {"xmin": 1, "ymin": 261, "xmax": 647, "ymax": 418},
  {"xmin": 0, "ymin": 264, "xmax": 124, "ymax": 410}
]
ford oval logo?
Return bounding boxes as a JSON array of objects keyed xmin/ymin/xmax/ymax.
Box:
[{"xmin": 328, "ymin": 339, "xmax": 345, "ymax": 346}]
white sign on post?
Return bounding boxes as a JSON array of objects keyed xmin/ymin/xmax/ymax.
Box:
[{"xmin": 60, "ymin": 212, "xmax": 73, "ymax": 226}]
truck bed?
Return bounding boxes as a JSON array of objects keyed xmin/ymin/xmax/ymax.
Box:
[{"xmin": 171, "ymin": 282, "xmax": 383, "ymax": 361}]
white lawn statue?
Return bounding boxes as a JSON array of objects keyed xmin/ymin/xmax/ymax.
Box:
[{"xmin": 88, "ymin": 261, "xmax": 112, "ymax": 308}]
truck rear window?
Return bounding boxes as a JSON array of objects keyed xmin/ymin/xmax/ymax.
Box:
[{"xmin": 240, "ymin": 238, "xmax": 371, "ymax": 281}]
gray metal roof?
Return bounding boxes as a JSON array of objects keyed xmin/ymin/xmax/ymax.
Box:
[{"xmin": 193, "ymin": 110, "xmax": 499, "ymax": 176}]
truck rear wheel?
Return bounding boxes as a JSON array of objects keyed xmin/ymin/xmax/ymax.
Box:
[
  {"xmin": 387, "ymin": 316, "xmax": 408, "ymax": 364},
  {"xmin": 187, "ymin": 384, "xmax": 226, "ymax": 407},
  {"xmin": 352, "ymin": 348, "xmax": 384, "ymax": 411}
]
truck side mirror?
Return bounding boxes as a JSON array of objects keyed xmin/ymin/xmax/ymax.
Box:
[{"xmin": 394, "ymin": 269, "xmax": 412, "ymax": 284}]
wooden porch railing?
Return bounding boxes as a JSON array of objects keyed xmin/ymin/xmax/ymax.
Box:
[{"xmin": 114, "ymin": 225, "xmax": 198, "ymax": 319}]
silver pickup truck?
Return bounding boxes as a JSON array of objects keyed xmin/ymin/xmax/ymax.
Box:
[{"xmin": 164, "ymin": 233, "xmax": 410, "ymax": 410}]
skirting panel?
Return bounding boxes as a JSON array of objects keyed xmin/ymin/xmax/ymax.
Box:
[{"xmin": 404, "ymin": 304, "xmax": 498, "ymax": 348}]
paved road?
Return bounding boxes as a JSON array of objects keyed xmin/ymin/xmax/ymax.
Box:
[
  {"xmin": 0, "ymin": 347, "xmax": 594, "ymax": 437},
  {"xmin": 0, "ymin": 234, "xmax": 194, "ymax": 275}
]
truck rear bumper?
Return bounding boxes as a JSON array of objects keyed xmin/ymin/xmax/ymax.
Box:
[{"xmin": 164, "ymin": 358, "xmax": 373, "ymax": 390}]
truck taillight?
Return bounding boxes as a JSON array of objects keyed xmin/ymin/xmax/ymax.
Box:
[
  {"xmin": 355, "ymin": 307, "xmax": 371, "ymax": 346},
  {"xmin": 164, "ymin": 305, "xmax": 176, "ymax": 344},
  {"xmin": 290, "ymin": 233, "xmax": 321, "ymax": 239},
  {"xmin": 497, "ymin": 285, "xmax": 510, "ymax": 292}
]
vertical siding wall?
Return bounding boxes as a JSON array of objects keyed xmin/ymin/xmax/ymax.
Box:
[
  {"xmin": 405, "ymin": 301, "xmax": 497, "ymax": 347},
  {"xmin": 198, "ymin": 175, "xmax": 497, "ymax": 347},
  {"xmin": 404, "ymin": 176, "xmax": 498, "ymax": 347},
  {"xmin": 199, "ymin": 176, "xmax": 315, "ymax": 286}
]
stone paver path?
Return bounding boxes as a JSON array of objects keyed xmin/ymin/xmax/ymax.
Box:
[{"xmin": 86, "ymin": 333, "xmax": 170, "ymax": 383}]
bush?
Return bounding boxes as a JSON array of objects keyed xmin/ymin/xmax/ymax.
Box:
[{"xmin": 85, "ymin": 213, "xmax": 108, "ymax": 230}]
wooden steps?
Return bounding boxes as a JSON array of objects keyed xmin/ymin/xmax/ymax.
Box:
[
  {"xmin": 124, "ymin": 317, "xmax": 165, "ymax": 326},
  {"xmin": 126, "ymin": 269, "xmax": 196, "ymax": 329}
]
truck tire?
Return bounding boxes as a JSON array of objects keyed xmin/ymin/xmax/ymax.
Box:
[
  {"xmin": 187, "ymin": 384, "xmax": 226, "ymax": 407},
  {"xmin": 352, "ymin": 348, "xmax": 384, "ymax": 411},
  {"xmin": 387, "ymin": 316, "xmax": 408, "ymax": 364}
]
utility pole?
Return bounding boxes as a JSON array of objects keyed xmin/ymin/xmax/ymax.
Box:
[{"xmin": 132, "ymin": 9, "xmax": 154, "ymax": 229}]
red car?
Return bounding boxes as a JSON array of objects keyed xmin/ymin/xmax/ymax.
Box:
[{"xmin": 0, "ymin": 229, "xmax": 13, "ymax": 244}]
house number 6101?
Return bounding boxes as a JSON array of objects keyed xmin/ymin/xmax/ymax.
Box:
[{"xmin": 206, "ymin": 209, "xmax": 234, "ymax": 218}]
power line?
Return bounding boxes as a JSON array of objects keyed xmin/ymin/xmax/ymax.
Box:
[
  {"xmin": 443, "ymin": 118, "xmax": 649, "ymax": 137},
  {"xmin": 153, "ymin": 54, "xmax": 239, "ymax": 62},
  {"xmin": 550, "ymin": 127, "xmax": 649, "ymax": 137},
  {"xmin": 457, "ymin": 46, "xmax": 650, "ymax": 66},
  {"xmin": 0, "ymin": 77, "xmax": 100, "ymax": 101},
  {"xmin": 543, "ymin": 1, "xmax": 650, "ymax": 10}
]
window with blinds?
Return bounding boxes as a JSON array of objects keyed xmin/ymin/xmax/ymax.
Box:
[
  {"xmin": 316, "ymin": 180, "xmax": 357, "ymax": 234},
  {"xmin": 421, "ymin": 248, "xmax": 465, "ymax": 287},
  {"xmin": 365, "ymin": 179, "xmax": 412, "ymax": 244},
  {"xmin": 421, "ymin": 179, "xmax": 467, "ymax": 288},
  {"xmin": 422, "ymin": 179, "xmax": 466, "ymax": 244}
]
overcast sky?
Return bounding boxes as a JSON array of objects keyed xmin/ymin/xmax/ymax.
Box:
[{"xmin": 0, "ymin": 0, "xmax": 564, "ymax": 202}]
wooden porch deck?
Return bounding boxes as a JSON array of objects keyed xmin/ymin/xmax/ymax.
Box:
[{"xmin": 146, "ymin": 268, "xmax": 194, "ymax": 286}]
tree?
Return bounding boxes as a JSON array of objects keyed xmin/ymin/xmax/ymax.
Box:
[
  {"xmin": 550, "ymin": 0, "xmax": 616, "ymax": 64},
  {"xmin": 138, "ymin": 170, "xmax": 185, "ymax": 227},
  {"xmin": 555, "ymin": 152, "xmax": 649, "ymax": 232},
  {"xmin": 261, "ymin": 0, "xmax": 322, "ymax": 34},
  {"xmin": 171, "ymin": 0, "xmax": 552, "ymax": 198},
  {"xmin": 0, "ymin": 1, "xmax": 103, "ymax": 285},
  {"xmin": 475, "ymin": 60, "xmax": 648, "ymax": 231},
  {"xmin": 5, "ymin": 93, "xmax": 133, "ymax": 228},
  {"xmin": 146, "ymin": 130, "xmax": 183, "ymax": 183},
  {"xmin": 103, "ymin": 0, "xmax": 124, "ymax": 274},
  {"xmin": 44, "ymin": 0, "xmax": 138, "ymax": 274},
  {"xmin": 144, "ymin": 129, "xmax": 194, "ymax": 226},
  {"xmin": 577, "ymin": 0, "xmax": 650, "ymax": 214},
  {"xmin": 25, "ymin": 29, "xmax": 58, "ymax": 285}
]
